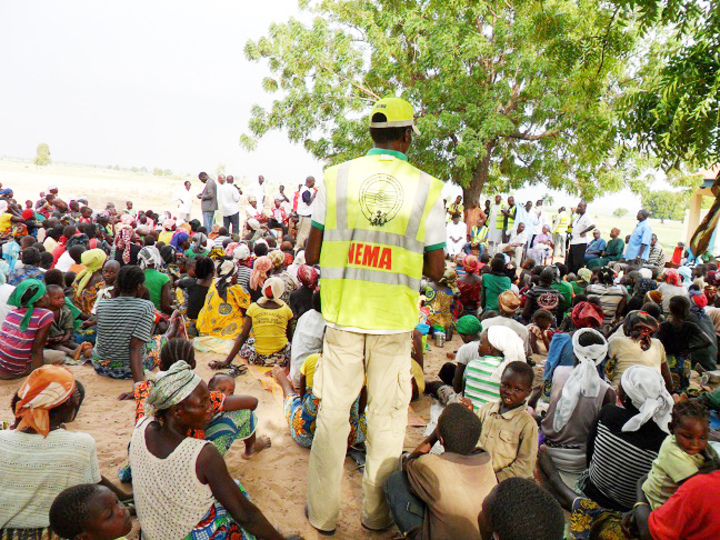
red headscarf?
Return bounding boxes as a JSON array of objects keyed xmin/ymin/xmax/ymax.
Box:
[
  {"xmin": 462, "ymin": 255, "xmax": 479, "ymax": 274},
  {"xmin": 570, "ymin": 302, "xmax": 604, "ymax": 329},
  {"xmin": 664, "ymin": 269, "xmax": 681, "ymax": 287},
  {"xmin": 297, "ymin": 264, "xmax": 319, "ymax": 291}
]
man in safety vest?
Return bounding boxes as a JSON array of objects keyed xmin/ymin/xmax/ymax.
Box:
[
  {"xmin": 501, "ymin": 195, "xmax": 517, "ymax": 242},
  {"xmin": 487, "ymin": 195, "xmax": 504, "ymax": 254},
  {"xmin": 463, "ymin": 221, "xmax": 489, "ymax": 256},
  {"xmin": 305, "ymin": 97, "xmax": 445, "ymax": 534},
  {"xmin": 552, "ymin": 206, "xmax": 571, "ymax": 258}
]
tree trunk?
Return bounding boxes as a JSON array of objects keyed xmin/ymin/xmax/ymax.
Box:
[{"xmin": 463, "ymin": 140, "xmax": 495, "ymax": 206}]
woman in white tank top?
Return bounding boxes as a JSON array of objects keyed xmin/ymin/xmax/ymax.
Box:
[{"xmin": 129, "ymin": 361, "xmax": 297, "ymax": 540}]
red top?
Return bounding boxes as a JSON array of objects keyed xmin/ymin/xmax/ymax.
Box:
[{"xmin": 649, "ymin": 469, "xmax": 720, "ymax": 540}]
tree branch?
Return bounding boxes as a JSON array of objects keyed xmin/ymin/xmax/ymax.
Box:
[{"xmin": 508, "ymin": 129, "xmax": 560, "ymax": 141}]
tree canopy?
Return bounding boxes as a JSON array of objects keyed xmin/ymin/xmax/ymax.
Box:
[
  {"xmin": 242, "ymin": 0, "xmax": 650, "ymax": 202},
  {"xmin": 642, "ymin": 189, "xmax": 689, "ymax": 222},
  {"xmin": 33, "ymin": 142, "xmax": 50, "ymax": 166},
  {"xmin": 616, "ymin": 0, "xmax": 720, "ymax": 170}
]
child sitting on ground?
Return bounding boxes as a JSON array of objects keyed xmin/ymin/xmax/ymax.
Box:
[
  {"xmin": 468, "ymin": 361, "xmax": 538, "ymax": 481},
  {"xmin": 208, "ymin": 372, "xmax": 236, "ymax": 396},
  {"xmin": 527, "ymin": 309, "xmax": 553, "ymax": 354},
  {"xmin": 49, "ymin": 484, "xmax": 132, "ymax": 540},
  {"xmin": 45, "ymin": 284, "xmax": 92, "ymax": 361},
  {"xmin": 385, "ymin": 403, "xmax": 497, "ymax": 540},
  {"xmin": 642, "ymin": 399, "xmax": 719, "ymax": 509}
]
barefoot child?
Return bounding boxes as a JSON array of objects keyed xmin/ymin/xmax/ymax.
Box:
[
  {"xmin": 45, "ymin": 284, "xmax": 92, "ymax": 361},
  {"xmin": 642, "ymin": 399, "xmax": 720, "ymax": 509},
  {"xmin": 49, "ymin": 484, "xmax": 132, "ymax": 540},
  {"xmin": 471, "ymin": 361, "xmax": 538, "ymax": 481}
]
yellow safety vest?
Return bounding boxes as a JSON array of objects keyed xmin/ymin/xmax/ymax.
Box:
[
  {"xmin": 318, "ymin": 153, "xmax": 444, "ymax": 331},
  {"xmin": 505, "ymin": 204, "xmax": 517, "ymax": 229},
  {"xmin": 470, "ymin": 224, "xmax": 488, "ymax": 245},
  {"xmin": 553, "ymin": 211, "xmax": 570, "ymax": 234},
  {"xmin": 495, "ymin": 204, "xmax": 507, "ymax": 229}
]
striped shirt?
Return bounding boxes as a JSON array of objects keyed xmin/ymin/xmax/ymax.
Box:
[
  {"xmin": 0, "ymin": 429, "xmax": 101, "ymax": 528},
  {"xmin": 585, "ymin": 405, "xmax": 666, "ymax": 511},
  {"xmin": 463, "ymin": 355, "xmax": 504, "ymax": 409},
  {"xmin": 94, "ymin": 296, "xmax": 154, "ymax": 364},
  {"xmin": 585, "ymin": 284, "xmax": 628, "ymax": 326},
  {"xmin": 237, "ymin": 265, "xmax": 252, "ymax": 292},
  {"xmin": 0, "ymin": 308, "xmax": 54, "ymax": 376}
]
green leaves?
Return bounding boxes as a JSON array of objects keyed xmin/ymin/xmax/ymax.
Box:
[{"xmin": 242, "ymin": 0, "xmax": 645, "ymax": 200}]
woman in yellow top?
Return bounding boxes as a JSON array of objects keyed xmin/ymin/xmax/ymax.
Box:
[
  {"xmin": 196, "ymin": 260, "xmax": 250, "ymax": 340},
  {"xmin": 210, "ymin": 276, "xmax": 294, "ymax": 369}
]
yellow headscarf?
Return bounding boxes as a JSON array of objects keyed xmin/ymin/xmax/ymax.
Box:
[{"xmin": 74, "ymin": 249, "xmax": 107, "ymax": 295}]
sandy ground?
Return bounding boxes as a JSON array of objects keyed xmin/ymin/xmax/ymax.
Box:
[{"xmin": 0, "ymin": 336, "xmax": 457, "ymax": 540}]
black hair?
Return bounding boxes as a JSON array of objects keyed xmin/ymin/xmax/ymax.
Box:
[
  {"xmin": 671, "ymin": 399, "xmax": 709, "ymax": 428},
  {"xmin": 597, "ymin": 267, "xmax": 615, "ymax": 285},
  {"xmin": 189, "ymin": 219, "xmax": 201, "ymax": 232},
  {"xmin": 369, "ymin": 113, "xmax": 411, "ymax": 144},
  {"xmin": 116, "ymin": 265, "xmax": 145, "ymax": 294},
  {"xmin": 44, "ymin": 268, "xmax": 64, "ymax": 286},
  {"xmin": 485, "ymin": 478, "xmax": 564, "ymax": 540},
  {"xmin": 532, "ymin": 309, "xmax": 553, "ymax": 324},
  {"xmin": 641, "ymin": 302, "xmax": 663, "ymax": 320},
  {"xmin": 49, "ymin": 483, "xmax": 101, "ymax": 538},
  {"xmin": 159, "ymin": 245, "xmax": 174, "ymax": 266},
  {"xmin": 159, "ymin": 338, "xmax": 195, "ymax": 371},
  {"xmin": 669, "ymin": 295, "xmax": 691, "ymax": 320},
  {"xmin": 196, "ymin": 226, "xmax": 208, "ymax": 235},
  {"xmin": 555, "ymin": 262, "xmax": 568, "ymax": 278},
  {"xmin": 32, "ymin": 242, "xmax": 45, "ymax": 253},
  {"xmin": 438, "ymin": 403, "xmax": 483, "ymax": 455},
  {"xmin": 39, "ymin": 251, "xmax": 54, "ymax": 270},
  {"xmin": 208, "ymin": 372, "xmax": 234, "ymax": 390},
  {"xmin": 577, "ymin": 329, "xmax": 605, "ymax": 348},
  {"xmin": 438, "ymin": 362, "xmax": 457, "ymax": 386},
  {"xmin": 503, "ymin": 361, "xmax": 534, "ymax": 388},
  {"xmin": 311, "ymin": 290, "xmax": 322, "ymax": 312},
  {"xmin": 539, "ymin": 267, "xmax": 556, "ymax": 284},
  {"xmin": 480, "ymin": 253, "xmax": 491, "ymax": 263},
  {"xmin": 626, "ymin": 296, "xmax": 644, "ymax": 313},
  {"xmin": 254, "ymin": 243, "xmax": 268, "ymax": 257},
  {"xmin": 218, "ymin": 227, "xmax": 228, "ymax": 236},
  {"xmin": 47, "ymin": 226, "xmax": 64, "ymax": 241},
  {"xmin": 62, "ymin": 225, "xmax": 76, "ymax": 238},
  {"xmin": 194, "ymin": 257, "xmax": 215, "ymax": 280},
  {"xmin": 143, "ymin": 235, "xmax": 155, "ymax": 247},
  {"xmin": 47, "ymin": 283, "xmax": 64, "ymax": 295},
  {"xmin": 68, "ymin": 245, "xmax": 86, "ymax": 264},
  {"xmin": 490, "ymin": 257, "xmax": 505, "ymax": 273},
  {"xmin": 21, "ymin": 247, "xmax": 41, "ymax": 266}
]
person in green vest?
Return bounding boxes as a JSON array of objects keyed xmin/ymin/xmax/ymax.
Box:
[
  {"xmin": 464, "ymin": 221, "xmax": 489, "ymax": 256},
  {"xmin": 501, "ymin": 196, "xmax": 517, "ymax": 243},
  {"xmin": 304, "ymin": 97, "xmax": 446, "ymax": 535}
]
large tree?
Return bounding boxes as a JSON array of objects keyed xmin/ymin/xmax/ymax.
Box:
[
  {"xmin": 615, "ymin": 1, "xmax": 720, "ymax": 170},
  {"xmin": 242, "ymin": 0, "xmax": 648, "ymax": 202},
  {"xmin": 33, "ymin": 142, "xmax": 51, "ymax": 166}
]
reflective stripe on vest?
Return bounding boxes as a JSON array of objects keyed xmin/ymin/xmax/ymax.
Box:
[
  {"xmin": 495, "ymin": 204, "xmax": 506, "ymax": 229},
  {"xmin": 319, "ymin": 155, "xmax": 443, "ymax": 330},
  {"xmin": 471, "ymin": 225, "xmax": 488, "ymax": 245},
  {"xmin": 506, "ymin": 205, "xmax": 516, "ymax": 228}
]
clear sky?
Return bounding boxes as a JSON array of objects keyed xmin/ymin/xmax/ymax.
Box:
[{"xmin": 0, "ymin": 0, "xmax": 662, "ymax": 211}]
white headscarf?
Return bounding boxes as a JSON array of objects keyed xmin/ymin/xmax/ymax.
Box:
[
  {"xmin": 638, "ymin": 268, "xmax": 652, "ymax": 280},
  {"xmin": 258, "ymin": 276, "xmax": 285, "ymax": 306},
  {"xmin": 487, "ymin": 326, "xmax": 527, "ymax": 383},
  {"xmin": 233, "ymin": 244, "xmax": 250, "ymax": 261},
  {"xmin": 552, "ymin": 329, "xmax": 608, "ymax": 432},
  {"xmin": 620, "ymin": 365, "xmax": 673, "ymax": 433}
]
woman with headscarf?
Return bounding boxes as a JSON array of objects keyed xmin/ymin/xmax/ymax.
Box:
[
  {"xmin": 0, "ymin": 279, "xmax": 53, "ymax": 379},
  {"xmin": 268, "ymin": 249, "xmax": 296, "ymax": 303},
  {"xmin": 169, "ymin": 230, "xmax": 190, "ymax": 253},
  {"xmin": 658, "ymin": 268, "xmax": 689, "ymax": 314},
  {"xmin": 458, "ymin": 325, "xmax": 526, "ymax": 410},
  {"xmin": 678, "ymin": 266, "xmax": 693, "ymax": 288},
  {"xmin": 286, "ymin": 249, "xmax": 305, "ymax": 283},
  {"xmin": 426, "ymin": 267, "xmax": 461, "ymax": 332},
  {"xmin": 196, "ymin": 259, "xmax": 250, "ymax": 341},
  {"xmin": 289, "ymin": 264, "xmax": 319, "ymax": 319},
  {"xmin": 185, "ymin": 232, "xmax": 209, "ymax": 260},
  {"xmin": 72, "ymin": 248, "xmax": 108, "ymax": 316},
  {"xmin": 157, "ymin": 218, "xmax": 175, "ymax": 245},
  {"xmin": 210, "ymin": 276, "xmax": 294, "ymax": 370},
  {"xmin": 631, "ymin": 267, "xmax": 658, "ymax": 302},
  {"xmin": 0, "ymin": 366, "xmax": 127, "ymax": 534},
  {"xmin": 571, "ymin": 268, "xmax": 592, "ymax": 295},
  {"xmin": 129, "ymin": 361, "xmax": 288, "ymax": 540},
  {"xmin": 457, "ymin": 255, "xmax": 483, "ymax": 316},
  {"xmin": 539, "ymin": 329, "xmax": 615, "ymax": 486},
  {"xmin": 113, "ymin": 225, "xmax": 141, "ymax": 266},
  {"xmin": 249, "ymin": 255, "xmax": 272, "ymax": 303},
  {"xmin": 138, "ymin": 245, "xmax": 173, "ymax": 315},
  {"xmin": 231, "ymin": 244, "xmax": 253, "ymax": 291},
  {"xmin": 584, "ymin": 267, "xmax": 628, "ymax": 328},
  {"xmin": 605, "ymin": 310, "xmax": 672, "ymax": 391}
]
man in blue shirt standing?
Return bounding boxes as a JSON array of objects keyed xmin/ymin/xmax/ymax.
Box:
[{"xmin": 623, "ymin": 208, "xmax": 652, "ymax": 263}]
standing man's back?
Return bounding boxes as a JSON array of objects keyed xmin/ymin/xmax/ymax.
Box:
[
  {"xmin": 198, "ymin": 171, "xmax": 218, "ymax": 231},
  {"xmin": 305, "ymin": 97, "xmax": 445, "ymax": 535}
]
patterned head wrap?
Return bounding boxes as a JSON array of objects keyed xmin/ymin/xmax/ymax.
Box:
[
  {"xmin": 144, "ymin": 361, "xmax": 202, "ymax": 418},
  {"xmin": 190, "ymin": 233, "xmax": 208, "ymax": 255},
  {"xmin": 224, "ymin": 242, "xmax": 239, "ymax": 258},
  {"xmin": 233, "ymin": 244, "xmax": 250, "ymax": 261},
  {"xmin": 570, "ymin": 302, "xmax": 604, "ymax": 329},
  {"xmin": 259, "ymin": 276, "xmax": 285, "ymax": 306},
  {"xmin": 8, "ymin": 279, "xmax": 47, "ymax": 331},
  {"xmin": 250, "ymin": 256, "xmax": 272, "ymax": 291},
  {"xmin": 297, "ymin": 264, "xmax": 319, "ymax": 291},
  {"xmin": 14, "ymin": 365, "xmax": 76, "ymax": 438},
  {"xmin": 438, "ymin": 268, "xmax": 459, "ymax": 295},
  {"xmin": 138, "ymin": 246, "xmax": 164, "ymax": 270},
  {"xmin": 664, "ymin": 269, "xmax": 681, "ymax": 287},
  {"xmin": 456, "ymin": 315, "xmax": 482, "ymax": 336},
  {"xmin": 623, "ymin": 310, "xmax": 659, "ymax": 351},
  {"xmin": 498, "ymin": 290, "xmax": 521, "ymax": 314},
  {"xmin": 114, "ymin": 226, "xmax": 134, "ymax": 264},
  {"xmin": 462, "ymin": 255, "xmax": 479, "ymax": 273},
  {"xmin": 620, "ymin": 365, "xmax": 673, "ymax": 433},
  {"xmin": 553, "ymin": 329, "xmax": 608, "ymax": 432},
  {"xmin": 74, "ymin": 249, "xmax": 107, "ymax": 295},
  {"xmin": 577, "ymin": 268, "xmax": 592, "ymax": 283},
  {"xmin": 269, "ymin": 250, "xmax": 285, "ymax": 270}
]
